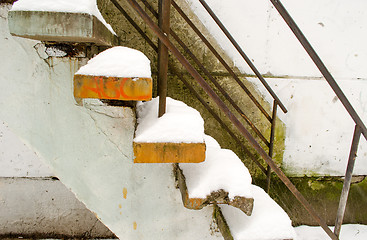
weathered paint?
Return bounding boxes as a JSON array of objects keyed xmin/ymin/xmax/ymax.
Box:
[
  {"xmin": 133, "ymin": 142, "xmax": 206, "ymax": 163},
  {"xmin": 123, "ymin": 187, "xmax": 127, "ymax": 199},
  {"xmin": 133, "ymin": 221, "xmax": 137, "ymax": 230},
  {"xmin": 74, "ymin": 74, "xmax": 152, "ymax": 101}
]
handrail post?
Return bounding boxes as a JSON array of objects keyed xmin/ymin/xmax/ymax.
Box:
[
  {"xmin": 266, "ymin": 100, "xmax": 278, "ymax": 193},
  {"xmin": 158, "ymin": 0, "xmax": 171, "ymax": 117},
  {"xmin": 334, "ymin": 125, "xmax": 361, "ymax": 237}
]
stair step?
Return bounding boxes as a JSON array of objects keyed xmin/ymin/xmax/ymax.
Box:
[
  {"xmin": 218, "ymin": 185, "xmax": 296, "ymax": 240},
  {"xmin": 133, "ymin": 97, "xmax": 206, "ymax": 163},
  {"xmin": 177, "ymin": 135, "xmax": 254, "ymax": 215},
  {"xmin": 175, "ymin": 164, "xmax": 253, "ymax": 215},
  {"xmin": 73, "ymin": 46, "xmax": 152, "ymax": 101},
  {"xmin": 8, "ymin": 11, "xmax": 118, "ymax": 46}
]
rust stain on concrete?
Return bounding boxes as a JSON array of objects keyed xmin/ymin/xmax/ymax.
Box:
[
  {"xmin": 133, "ymin": 221, "xmax": 137, "ymax": 230},
  {"xmin": 123, "ymin": 188, "xmax": 127, "ymax": 199}
]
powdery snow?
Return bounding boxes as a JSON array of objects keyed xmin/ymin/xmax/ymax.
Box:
[
  {"xmin": 11, "ymin": 0, "xmax": 116, "ymax": 35},
  {"xmin": 75, "ymin": 46, "xmax": 151, "ymax": 78},
  {"xmin": 220, "ymin": 185, "xmax": 296, "ymax": 240},
  {"xmin": 180, "ymin": 135, "xmax": 252, "ymax": 199},
  {"xmin": 295, "ymin": 224, "xmax": 367, "ymax": 240},
  {"xmin": 134, "ymin": 97, "xmax": 205, "ymax": 143}
]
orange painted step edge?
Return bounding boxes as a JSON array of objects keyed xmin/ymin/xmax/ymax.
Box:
[
  {"xmin": 74, "ymin": 74, "xmax": 152, "ymax": 101},
  {"xmin": 133, "ymin": 142, "xmax": 206, "ymax": 163}
]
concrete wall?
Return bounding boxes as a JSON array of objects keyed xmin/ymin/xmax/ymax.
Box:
[{"xmin": 0, "ymin": 4, "xmax": 115, "ymax": 238}]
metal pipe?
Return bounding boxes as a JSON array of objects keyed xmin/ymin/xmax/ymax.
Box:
[
  {"xmin": 198, "ymin": 0, "xmax": 287, "ymax": 114},
  {"xmin": 334, "ymin": 125, "xmax": 361, "ymax": 237},
  {"xmin": 157, "ymin": 0, "xmax": 170, "ymax": 117},
  {"xmin": 270, "ymin": 0, "xmax": 367, "ymax": 142},
  {"xmin": 124, "ymin": 1, "xmax": 336, "ymax": 238},
  {"xmin": 266, "ymin": 100, "xmax": 278, "ymax": 193}
]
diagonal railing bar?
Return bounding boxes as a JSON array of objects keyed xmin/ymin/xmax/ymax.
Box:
[
  {"xmin": 109, "ymin": 0, "xmax": 268, "ymax": 173},
  {"xmin": 198, "ymin": 0, "xmax": 287, "ymax": 114},
  {"xmin": 270, "ymin": 0, "xmax": 367, "ymax": 141},
  {"xmin": 171, "ymin": 0, "xmax": 272, "ymax": 122},
  {"xmin": 110, "ymin": 0, "xmax": 158, "ymax": 52},
  {"xmin": 139, "ymin": 0, "xmax": 270, "ymax": 146},
  {"xmin": 122, "ymin": 0, "xmax": 337, "ymax": 238}
]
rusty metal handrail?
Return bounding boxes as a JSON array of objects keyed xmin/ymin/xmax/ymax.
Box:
[
  {"xmin": 198, "ymin": 0, "xmax": 287, "ymax": 114},
  {"xmin": 120, "ymin": 0, "xmax": 337, "ymax": 239},
  {"xmin": 110, "ymin": 0, "xmax": 268, "ymax": 174}
]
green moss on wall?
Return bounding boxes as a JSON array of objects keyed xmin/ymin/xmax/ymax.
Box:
[{"xmin": 254, "ymin": 175, "xmax": 367, "ymax": 225}]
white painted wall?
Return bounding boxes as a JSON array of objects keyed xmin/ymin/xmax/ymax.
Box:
[
  {"xmin": 187, "ymin": 0, "xmax": 367, "ymax": 176},
  {"xmin": 0, "ymin": 4, "xmax": 223, "ymax": 239},
  {"xmin": 0, "ymin": 4, "xmax": 114, "ymax": 238}
]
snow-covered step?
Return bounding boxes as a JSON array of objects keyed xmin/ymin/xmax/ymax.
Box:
[
  {"xmin": 8, "ymin": 0, "xmax": 118, "ymax": 46},
  {"xmin": 177, "ymin": 135, "xmax": 254, "ymax": 215},
  {"xmin": 218, "ymin": 185, "xmax": 296, "ymax": 240},
  {"xmin": 74, "ymin": 46, "xmax": 153, "ymax": 101},
  {"xmin": 133, "ymin": 97, "xmax": 206, "ymax": 163}
]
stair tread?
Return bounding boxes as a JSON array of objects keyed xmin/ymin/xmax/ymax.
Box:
[
  {"xmin": 133, "ymin": 97, "xmax": 206, "ymax": 163},
  {"xmin": 134, "ymin": 97, "xmax": 205, "ymax": 143},
  {"xmin": 73, "ymin": 47, "xmax": 152, "ymax": 101},
  {"xmin": 220, "ymin": 185, "xmax": 296, "ymax": 240},
  {"xmin": 177, "ymin": 135, "xmax": 254, "ymax": 215}
]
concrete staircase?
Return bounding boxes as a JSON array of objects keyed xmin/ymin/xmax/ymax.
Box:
[{"xmin": 6, "ymin": 6, "xmax": 296, "ymax": 240}]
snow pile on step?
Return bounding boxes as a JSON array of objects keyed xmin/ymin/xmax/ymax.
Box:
[
  {"xmin": 11, "ymin": 0, "xmax": 116, "ymax": 35},
  {"xmin": 220, "ymin": 185, "xmax": 296, "ymax": 240},
  {"xmin": 295, "ymin": 224, "xmax": 367, "ymax": 240},
  {"xmin": 75, "ymin": 46, "xmax": 151, "ymax": 78},
  {"xmin": 134, "ymin": 97, "xmax": 205, "ymax": 143},
  {"xmin": 180, "ymin": 135, "xmax": 252, "ymax": 199}
]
